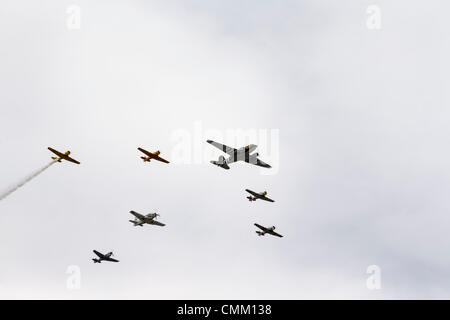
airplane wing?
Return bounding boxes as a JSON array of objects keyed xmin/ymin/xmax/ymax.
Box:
[
  {"xmin": 48, "ymin": 147, "xmax": 64, "ymax": 157},
  {"xmin": 93, "ymin": 250, "xmax": 105, "ymax": 259},
  {"xmin": 245, "ymin": 189, "xmax": 259, "ymax": 197},
  {"xmin": 207, "ymin": 140, "xmax": 237, "ymax": 155},
  {"xmin": 150, "ymin": 220, "xmax": 166, "ymax": 227},
  {"xmin": 262, "ymin": 196, "xmax": 275, "ymax": 203},
  {"xmin": 138, "ymin": 147, "xmax": 152, "ymax": 157},
  {"xmin": 103, "ymin": 257, "xmax": 119, "ymax": 262},
  {"xmin": 254, "ymin": 223, "xmax": 266, "ymax": 232},
  {"xmin": 256, "ymin": 158, "xmax": 271, "ymax": 168},
  {"xmin": 154, "ymin": 155, "xmax": 170, "ymax": 164},
  {"xmin": 269, "ymin": 230, "xmax": 283, "ymax": 238},
  {"xmin": 248, "ymin": 155, "xmax": 271, "ymax": 168},
  {"xmin": 130, "ymin": 210, "xmax": 145, "ymax": 221},
  {"xmin": 63, "ymin": 156, "xmax": 81, "ymax": 164}
]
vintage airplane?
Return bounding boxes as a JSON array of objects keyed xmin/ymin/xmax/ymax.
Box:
[
  {"xmin": 245, "ymin": 189, "xmax": 275, "ymax": 202},
  {"xmin": 206, "ymin": 140, "xmax": 271, "ymax": 170},
  {"xmin": 129, "ymin": 210, "xmax": 166, "ymax": 227},
  {"xmin": 48, "ymin": 147, "xmax": 80, "ymax": 164},
  {"xmin": 254, "ymin": 223, "xmax": 283, "ymax": 238},
  {"xmin": 137, "ymin": 147, "xmax": 169, "ymax": 164},
  {"xmin": 92, "ymin": 250, "xmax": 119, "ymax": 263}
]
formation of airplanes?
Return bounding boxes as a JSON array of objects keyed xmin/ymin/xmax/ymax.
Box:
[{"xmin": 47, "ymin": 140, "xmax": 282, "ymax": 264}]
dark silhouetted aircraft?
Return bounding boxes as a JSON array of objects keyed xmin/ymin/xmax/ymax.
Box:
[
  {"xmin": 254, "ymin": 223, "xmax": 283, "ymax": 238},
  {"xmin": 92, "ymin": 250, "xmax": 119, "ymax": 263},
  {"xmin": 246, "ymin": 189, "xmax": 275, "ymax": 202}
]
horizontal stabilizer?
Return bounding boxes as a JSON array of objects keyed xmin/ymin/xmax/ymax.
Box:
[
  {"xmin": 129, "ymin": 220, "xmax": 143, "ymax": 226},
  {"xmin": 210, "ymin": 160, "xmax": 230, "ymax": 170}
]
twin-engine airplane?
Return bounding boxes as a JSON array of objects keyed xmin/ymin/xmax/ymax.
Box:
[
  {"xmin": 254, "ymin": 223, "xmax": 283, "ymax": 238},
  {"xmin": 206, "ymin": 140, "xmax": 271, "ymax": 170},
  {"xmin": 245, "ymin": 189, "xmax": 275, "ymax": 202},
  {"xmin": 92, "ymin": 250, "xmax": 119, "ymax": 263},
  {"xmin": 129, "ymin": 210, "xmax": 166, "ymax": 227},
  {"xmin": 138, "ymin": 147, "xmax": 169, "ymax": 164},
  {"xmin": 48, "ymin": 147, "xmax": 80, "ymax": 164}
]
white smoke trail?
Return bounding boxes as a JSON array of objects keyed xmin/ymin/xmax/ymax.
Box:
[{"xmin": 0, "ymin": 160, "xmax": 57, "ymax": 201}]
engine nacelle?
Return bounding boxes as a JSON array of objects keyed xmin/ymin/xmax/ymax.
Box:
[
  {"xmin": 271, "ymin": 226, "xmax": 276, "ymax": 231},
  {"xmin": 155, "ymin": 150, "xmax": 161, "ymax": 155}
]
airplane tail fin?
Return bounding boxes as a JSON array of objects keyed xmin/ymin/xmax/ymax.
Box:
[
  {"xmin": 92, "ymin": 259, "xmax": 101, "ymax": 263},
  {"xmin": 256, "ymin": 231, "xmax": 265, "ymax": 236}
]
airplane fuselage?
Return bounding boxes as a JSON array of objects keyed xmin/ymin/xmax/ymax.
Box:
[{"xmin": 224, "ymin": 145, "xmax": 258, "ymax": 164}]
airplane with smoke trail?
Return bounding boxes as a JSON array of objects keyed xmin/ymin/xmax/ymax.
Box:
[
  {"xmin": 0, "ymin": 147, "xmax": 81, "ymax": 201},
  {"xmin": 48, "ymin": 147, "xmax": 81, "ymax": 164}
]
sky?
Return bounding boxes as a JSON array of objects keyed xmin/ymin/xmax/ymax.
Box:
[{"xmin": 1, "ymin": 0, "xmax": 450, "ymax": 299}]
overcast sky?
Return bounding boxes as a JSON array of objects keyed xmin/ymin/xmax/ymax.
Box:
[{"xmin": 1, "ymin": 0, "xmax": 450, "ymax": 299}]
